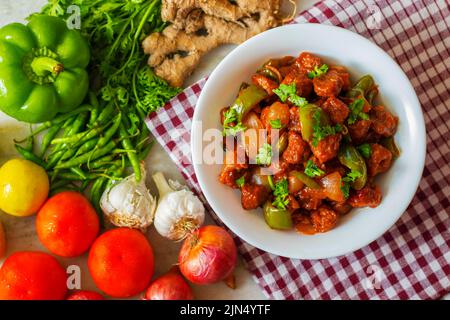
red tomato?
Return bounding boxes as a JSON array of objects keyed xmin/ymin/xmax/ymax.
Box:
[
  {"xmin": 88, "ymin": 228, "xmax": 154, "ymax": 298},
  {"xmin": 0, "ymin": 251, "xmax": 67, "ymax": 300},
  {"xmin": 36, "ymin": 191, "xmax": 99, "ymax": 257}
]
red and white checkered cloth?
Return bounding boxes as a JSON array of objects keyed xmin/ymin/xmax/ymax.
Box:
[{"xmin": 146, "ymin": 0, "xmax": 450, "ymax": 299}]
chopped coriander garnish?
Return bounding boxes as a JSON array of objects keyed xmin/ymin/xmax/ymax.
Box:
[
  {"xmin": 288, "ymin": 94, "xmax": 309, "ymax": 108},
  {"xmin": 223, "ymin": 108, "xmax": 246, "ymax": 136},
  {"xmin": 347, "ymin": 98, "xmax": 369, "ymax": 125},
  {"xmin": 255, "ymin": 143, "xmax": 272, "ymax": 165},
  {"xmin": 307, "ymin": 64, "xmax": 329, "ymax": 79},
  {"xmin": 311, "ymin": 110, "xmax": 342, "ymax": 147},
  {"xmin": 235, "ymin": 176, "xmax": 245, "ymax": 188},
  {"xmin": 223, "ymin": 123, "xmax": 246, "ymax": 136},
  {"xmin": 272, "ymin": 179, "xmax": 290, "ymax": 210},
  {"xmin": 273, "ymin": 83, "xmax": 308, "ymax": 107},
  {"xmin": 357, "ymin": 143, "xmax": 372, "ymax": 159},
  {"xmin": 341, "ymin": 170, "xmax": 362, "ymax": 198},
  {"xmin": 304, "ymin": 160, "xmax": 325, "ymax": 178},
  {"xmin": 269, "ymin": 119, "xmax": 282, "ymax": 129},
  {"xmin": 273, "ymin": 83, "xmax": 293, "ymax": 102}
]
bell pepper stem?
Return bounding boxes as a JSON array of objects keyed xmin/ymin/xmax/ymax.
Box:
[{"xmin": 31, "ymin": 57, "xmax": 64, "ymax": 77}]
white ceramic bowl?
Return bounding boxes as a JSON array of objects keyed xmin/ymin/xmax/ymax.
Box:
[{"xmin": 192, "ymin": 24, "xmax": 426, "ymax": 259}]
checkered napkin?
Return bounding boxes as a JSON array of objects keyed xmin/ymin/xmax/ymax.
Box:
[{"xmin": 146, "ymin": 0, "xmax": 450, "ymax": 299}]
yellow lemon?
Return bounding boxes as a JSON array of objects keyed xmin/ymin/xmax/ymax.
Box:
[{"xmin": 0, "ymin": 159, "xmax": 49, "ymax": 217}]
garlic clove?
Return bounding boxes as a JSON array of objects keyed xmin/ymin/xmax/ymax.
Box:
[{"xmin": 100, "ymin": 166, "xmax": 156, "ymax": 231}]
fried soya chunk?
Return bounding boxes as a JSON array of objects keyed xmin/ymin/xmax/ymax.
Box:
[
  {"xmin": 310, "ymin": 133, "xmax": 342, "ymax": 164},
  {"xmin": 289, "ymin": 106, "xmax": 302, "ymax": 132},
  {"xmin": 252, "ymin": 74, "xmax": 279, "ymax": 95},
  {"xmin": 295, "ymin": 52, "xmax": 322, "ymax": 74},
  {"xmin": 218, "ymin": 149, "xmax": 247, "ymax": 188},
  {"xmin": 321, "ymin": 96, "xmax": 349, "ymax": 124},
  {"xmin": 322, "ymin": 159, "xmax": 347, "ymax": 177},
  {"xmin": 348, "ymin": 185, "xmax": 382, "ymax": 208},
  {"xmin": 367, "ymin": 143, "xmax": 393, "ymax": 177},
  {"xmin": 348, "ymin": 119, "xmax": 371, "ymax": 144},
  {"xmin": 266, "ymin": 158, "xmax": 290, "ymax": 179},
  {"xmin": 371, "ymin": 105, "xmax": 398, "ymax": 137},
  {"xmin": 281, "ymin": 68, "xmax": 313, "ymax": 98},
  {"xmin": 282, "ymin": 131, "xmax": 309, "ymax": 164},
  {"xmin": 329, "ymin": 65, "xmax": 351, "ymax": 91},
  {"xmin": 294, "ymin": 205, "xmax": 339, "ymax": 235},
  {"xmin": 241, "ymin": 183, "xmax": 269, "ymax": 210},
  {"xmin": 330, "ymin": 201, "xmax": 352, "ymax": 215},
  {"xmin": 293, "ymin": 213, "xmax": 316, "ymax": 235},
  {"xmin": 313, "ymin": 70, "xmax": 344, "ymax": 97},
  {"xmin": 287, "ymin": 194, "xmax": 300, "ymax": 211},
  {"xmin": 310, "ymin": 205, "xmax": 339, "ymax": 233}
]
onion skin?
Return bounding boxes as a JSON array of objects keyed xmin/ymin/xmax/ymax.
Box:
[
  {"xmin": 143, "ymin": 267, "xmax": 194, "ymax": 300},
  {"xmin": 178, "ymin": 225, "xmax": 237, "ymax": 285}
]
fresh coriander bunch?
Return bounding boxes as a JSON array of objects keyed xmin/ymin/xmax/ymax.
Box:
[{"xmin": 19, "ymin": 0, "xmax": 182, "ymax": 215}]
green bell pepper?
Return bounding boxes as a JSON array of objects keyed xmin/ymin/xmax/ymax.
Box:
[
  {"xmin": 338, "ymin": 144, "xmax": 367, "ymax": 190},
  {"xmin": 231, "ymin": 84, "xmax": 268, "ymax": 123},
  {"xmin": 290, "ymin": 170, "xmax": 321, "ymax": 189},
  {"xmin": 263, "ymin": 201, "xmax": 293, "ymax": 230},
  {"xmin": 0, "ymin": 15, "xmax": 90, "ymax": 123},
  {"xmin": 381, "ymin": 136, "xmax": 400, "ymax": 159},
  {"xmin": 299, "ymin": 103, "xmax": 330, "ymax": 142},
  {"xmin": 346, "ymin": 75, "xmax": 375, "ymax": 99}
]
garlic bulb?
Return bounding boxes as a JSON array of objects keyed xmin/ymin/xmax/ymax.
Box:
[
  {"xmin": 152, "ymin": 172, "xmax": 205, "ymax": 241},
  {"xmin": 100, "ymin": 165, "xmax": 156, "ymax": 231}
]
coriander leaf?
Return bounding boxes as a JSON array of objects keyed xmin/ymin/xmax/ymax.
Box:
[
  {"xmin": 340, "ymin": 170, "xmax": 362, "ymax": 198},
  {"xmin": 357, "ymin": 143, "xmax": 372, "ymax": 158},
  {"xmin": 340, "ymin": 179, "xmax": 351, "ymax": 199},
  {"xmin": 348, "ymin": 98, "xmax": 368, "ymax": 124},
  {"xmin": 255, "ymin": 143, "xmax": 272, "ymax": 165},
  {"xmin": 273, "ymin": 83, "xmax": 296, "ymax": 102},
  {"xmin": 308, "ymin": 64, "xmax": 329, "ymax": 79},
  {"xmin": 273, "ymin": 83, "xmax": 308, "ymax": 107},
  {"xmin": 304, "ymin": 160, "xmax": 325, "ymax": 178},
  {"xmin": 235, "ymin": 176, "xmax": 245, "ymax": 188},
  {"xmin": 289, "ymin": 94, "xmax": 309, "ymax": 108},
  {"xmin": 223, "ymin": 123, "xmax": 246, "ymax": 136},
  {"xmin": 223, "ymin": 108, "xmax": 246, "ymax": 136},
  {"xmin": 311, "ymin": 110, "xmax": 342, "ymax": 147},
  {"xmin": 347, "ymin": 170, "xmax": 362, "ymax": 181},
  {"xmin": 223, "ymin": 108, "xmax": 237, "ymax": 126},
  {"xmin": 272, "ymin": 179, "xmax": 290, "ymax": 210},
  {"xmin": 269, "ymin": 119, "xmax": 282, "ymax": 129}
]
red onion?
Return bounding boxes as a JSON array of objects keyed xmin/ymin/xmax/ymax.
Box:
[
  {"xmin": 178, "ymin": 225, "xmax": 237, "ymax": 285},
  {"xmin": 143, "ymin": 267, "xmax": 194, "ymax": 300}
]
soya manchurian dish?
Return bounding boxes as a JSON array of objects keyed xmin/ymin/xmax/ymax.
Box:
[{"xmin": 219, "ymin": 52, "xmax": 400, "ymax": 235}]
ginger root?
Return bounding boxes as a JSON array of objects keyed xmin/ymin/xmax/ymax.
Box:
[{"xmin": 143, "ymin": 0, "xmax": 283, "ymax": 87}]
